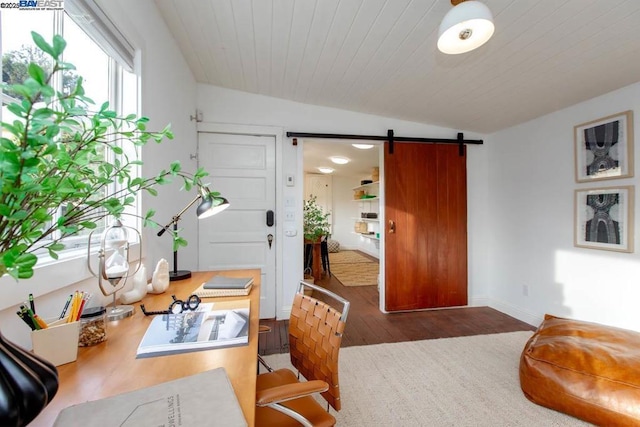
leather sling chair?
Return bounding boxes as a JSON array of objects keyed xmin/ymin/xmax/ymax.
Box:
[{"xmin": 255, "ymin": 281, "xmax": 350, "ymax": 427}]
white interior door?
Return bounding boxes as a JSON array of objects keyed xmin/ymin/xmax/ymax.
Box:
[{"xmin": 198, "ymin": 131, "xmax": 276, "ymax": 318}]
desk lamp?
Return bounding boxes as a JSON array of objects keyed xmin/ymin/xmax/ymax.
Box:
[
  {"xmin": 157, "ymin": 186, "xmax": 230, "ymax": 281},
  {"xmin": 88, "ymin": 219, "xmax": 142, "ymax": 320}
]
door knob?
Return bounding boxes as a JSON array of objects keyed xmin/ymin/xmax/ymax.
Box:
[{"xmin": 389, "ymin": 220, "xmax": 395, "ymax": 234}]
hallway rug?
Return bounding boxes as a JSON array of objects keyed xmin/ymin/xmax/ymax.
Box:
[
  {"xmin": 329, "ymin": 250, "xmax": 374, "ymax": 264},
  {"xmin": 262, "ymin": 331, "xmax": 589, "ymax": 426},
  {"xmin": 331, "ymin": 262, "xmax": 378, "ymax": 287}
]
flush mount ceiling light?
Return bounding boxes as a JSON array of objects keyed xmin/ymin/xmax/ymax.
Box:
[
  {"xmin": 330, "ymin": 156, "xmax": 350, "ymax": 165},
  {"xmin": 352, "ymin": 144, "xmax": 374, "ymax": 150},
  {"xmin": 438, "ymin": 0, "xmax": 495, "ymax": 55},
  {"xmin": 318, "ymin": 167, "xmax": 335, "ymax": 174}
]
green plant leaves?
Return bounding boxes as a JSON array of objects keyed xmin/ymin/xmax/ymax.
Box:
[
  {"xmin": 27, "ymin": 63, "xmax": 46, "ymax": 85},
  {"xmin": 0, "ymin": 32, "xmax": 221, "ymax": 280},
  {"xmin": 31, "ymin": 32, "xmax": 55, "ymax": 58},
  {"xmin": 303, "ymin": 195, "xmax": 331, "ymax": 241}
]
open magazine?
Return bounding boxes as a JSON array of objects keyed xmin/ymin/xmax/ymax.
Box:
[{"xmin": 136, "ymin": 302, "xmax": 249, "ymax": 358}]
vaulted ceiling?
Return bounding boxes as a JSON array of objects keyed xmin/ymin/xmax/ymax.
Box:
[{"xmin": 155, "ymin": 0, "xmax": 640, "ymax": 134}]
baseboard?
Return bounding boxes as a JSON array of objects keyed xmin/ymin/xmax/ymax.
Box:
[
  {"xmin": 487, "ymin": 297, "xmax": 542, "ymax": 327},
  {"xmin": 468, "ymin": 296, "xmax": 490, "ymax": 307},
  {"xmin": 277, "ymin": 305, "xmax": 291, "ymax": 321}
]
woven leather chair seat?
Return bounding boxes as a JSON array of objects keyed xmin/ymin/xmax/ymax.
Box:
[
  {"xmin": 255, "ymin": 283, "xmax": 349, "ymax": 427},
  {"xmin": 520, "ymin": 314, "xmax": 640, "ymax": 425},
  {"xmin": 255, "ymin": 369, "xmax": 335, "ymax": 427}
]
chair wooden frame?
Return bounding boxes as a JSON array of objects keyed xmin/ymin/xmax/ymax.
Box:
[{"xmin": 256, "ymin": 281, "xmax": 350, "ymax": 427}]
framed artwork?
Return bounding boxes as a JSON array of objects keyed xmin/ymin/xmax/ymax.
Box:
[
  {"xmin": 574, "ymin": 110, "xmax": 634, "ymax": 182},
  {"xmin": 574, "ymin": 185, "xmax": 634, "ymax": 252}
]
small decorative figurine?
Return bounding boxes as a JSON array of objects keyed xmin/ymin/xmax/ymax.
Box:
[
  {"xmin": 148, "ymin": 258, "xmax": 170, "ymax": 294},
  {"xmin": 119, "ymin": 265, "xmax": 148, "ymax": 304}
]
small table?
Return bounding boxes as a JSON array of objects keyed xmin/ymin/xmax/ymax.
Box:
[{"xmin": 31, "ymin": 270, "xmax": 260, "ymax": 427}]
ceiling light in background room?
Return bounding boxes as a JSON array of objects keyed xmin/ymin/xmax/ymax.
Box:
[
  {"xmin": 352, "ymin": 144, "xmax": 374, "ymax": 149},
  {"xmin": 330, "ymin": 156, "xmax": 350, "ymax": 165},
  {"xmin": 438, "ymin": 0, "xmax": 494, "ymax": 55},
  {"xmin": 318, "ymin": 167, "xmax": 335, "ymax": 174}
]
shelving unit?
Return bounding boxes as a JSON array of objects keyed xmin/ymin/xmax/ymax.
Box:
[{"xmin": 352, "ymin": 181, "xmax": 380, "ymax": 242}]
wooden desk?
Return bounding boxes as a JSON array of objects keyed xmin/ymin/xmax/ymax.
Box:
[{"xmin": 31, "ymin": 270, "xmax": 260, "ymax": 427}]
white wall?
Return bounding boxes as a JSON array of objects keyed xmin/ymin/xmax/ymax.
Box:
[
  {"xmin": 196, "ymin": 84, "xmax": 487, "ymax": 318},
  {"xmin": 99, "ymin": 0, "xmax": 200, "ymax": 275},
  {"xmin": 486, "ymin": 81, "xmax": 640, "ymax": 331},
  {"xmin": 0, "ymin": 0, "xmax": 198, "ymax": 348},
  {"xmin": 331, "ymin": 175, "xmax": 361, "ymax": 251}
]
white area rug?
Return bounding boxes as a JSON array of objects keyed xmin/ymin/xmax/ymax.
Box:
[{"xmin": 263, "ymin": 331, "xmax": 591, "ymax": 426}]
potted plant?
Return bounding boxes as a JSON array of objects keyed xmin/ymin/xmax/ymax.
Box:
[
  {"xmin": 303, "ymin": 195, "xmax": 330, "ymax": 243},
  {"xmin": 0, "ymin": 32, "xmax": 220, "ymax": 425},
  {"xmin": 303, "ymin": 196, "xmax": 330, "ymax": 283}
]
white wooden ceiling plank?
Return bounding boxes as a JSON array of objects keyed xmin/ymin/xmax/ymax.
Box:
[
  {"xmin": 419, "ymin": 0, "xmax": 562, "ymax": 108},
  {"xmin": 210, "ymin": 0, "xmax": 245, "ymax": 90},
  {"xmin": 322, "ymin": 0, "xmax": 412, "ymax": 106},
  {"xmin": 356, "ymin": 3, "xmax": 445, "ymax": 111},
  {"xmin": 155, "ymin": 0, "xmax": 640, "ymax": 133},
  {"xmin": 292, "ymin": 0, "xmax": 341, "ymax": 101},
  {"xmin": 298, "ymin": 0, "xmax": 368, "ymax": 102},
  {"xmin": 457, "ymin": 41, "xmax": 640, "ymax": 132},
  {"xmin": 339, "ymin": 1, "xmax": 441, "ymax": 106},
  {"xmin": 155, "ymin": 1, "xmax": 208, "ymax": 82},
  {"xmin": 306, "ymin": 0, "xmax": 385, "ymax": 104},
  {"xmin": 488, "ymin": 0, "xmax": 637, "ymax": 95},
  {"xmin": 230, "ymin": 0, "xmax": 259, "ymax": 93},
  {"xmin": 270, "ymin": 0, "xmax": 295, "ymax": 97},
  {"xmin": 281, "ymin": 0, "xmax": 318, "ymax": 99},
  {"xmin": 183, "ymin": 1, "xmax": 231, "ymax": 86},
  {"xmin": 391, "ymin": 0, "xmax": 533, "ymax": 106},
  {"xmin": 251, "ymin": 0, "xmax": 273, "ymax": 94},
  {"xmin": 182, "ymin": 1, "xmax": 234, "ymax": 88},
  {"xmin": 421, "ymin": 0, "xmax": 620, "ymax": 120}
]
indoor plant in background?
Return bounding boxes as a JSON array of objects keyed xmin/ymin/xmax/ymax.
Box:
[
  {"xmin": 0, "ymin": 32, "xmax": 220, "ymax": 426},
  {"xmin": 303, "ymin": 195, "xmax": 331, "ymax": 282},
  {"xmin": 303, "ymin": 195, "xmax": 331, "ymax": 243}
]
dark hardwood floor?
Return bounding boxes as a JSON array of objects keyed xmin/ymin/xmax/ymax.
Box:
[{"xmin": 259, "ymin": 252, "xmax": 535, "ymax": 355}]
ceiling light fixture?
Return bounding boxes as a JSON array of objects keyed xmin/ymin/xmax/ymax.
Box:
[
  {"xmin": 318, "ymin": 167, "xmax": 334, "ymax": 174},
  {"xmin": 330, "ymin": 156, "xmax": 350, "ymax": 165},
  {"xmin": 352, "ymin": 144, "xmax": 374, "ymax": 150},
  {"xmin": 438, "ymin": 0, "xmax": 494, "ymax": 55}
]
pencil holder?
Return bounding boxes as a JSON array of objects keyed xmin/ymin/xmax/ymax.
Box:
[{"xmin": 31, "ymin": 318, "xmax": 80, "ymax": 366}]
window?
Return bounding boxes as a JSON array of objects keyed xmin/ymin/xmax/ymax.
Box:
[{"xmin": 1, "ymin": 4, "xmax": 139, "ymax": 271}]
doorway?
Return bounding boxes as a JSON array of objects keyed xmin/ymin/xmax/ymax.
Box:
[{"xmin": 302, "ymin": 139, "xmax": 382, "ymax": 303}]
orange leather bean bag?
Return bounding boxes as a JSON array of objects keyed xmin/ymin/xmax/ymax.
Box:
[{"xmin": 520, "ymin": 314, "xmax": 640, "ymax": 426}]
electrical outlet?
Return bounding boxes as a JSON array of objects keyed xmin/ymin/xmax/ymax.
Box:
[{"xmin": 523, "ymin": 284, "xmax": 529, "ymax": 297}]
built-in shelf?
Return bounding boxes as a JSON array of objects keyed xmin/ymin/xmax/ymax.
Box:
[
  {"xmin": 352, "ymin": 232, "xmax": 379, "ymax": 240},
  {"xmin": 352, "ymin": 181, "xmax": 380, "ymax": 191},
  {"xmin": 352, "ymin": 217, "xmax": 379, "ymax": 222},
  {"xmin": 353, "ymin": 180, "xmax": 380, "ymax": 251}
]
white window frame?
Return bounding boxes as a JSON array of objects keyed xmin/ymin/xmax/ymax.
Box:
[{"xmin": 0, "ymin": 2, "xmax": 141, "ymax": 311}]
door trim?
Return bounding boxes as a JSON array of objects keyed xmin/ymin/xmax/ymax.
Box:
[{"xmin": 197, "ymin": 122, "xmax": 284, "ymax": 319}]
